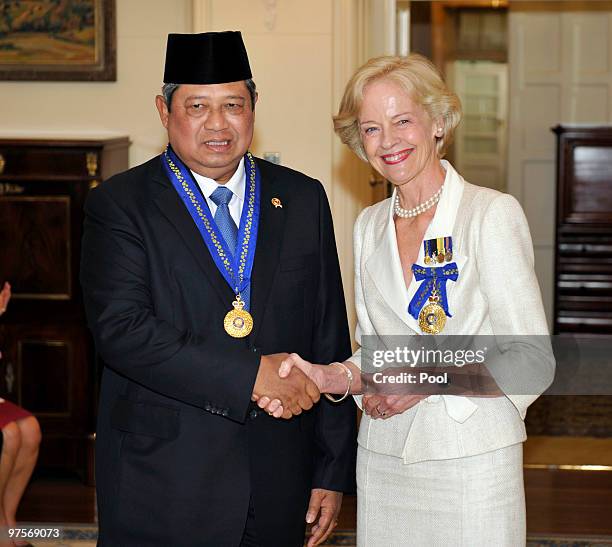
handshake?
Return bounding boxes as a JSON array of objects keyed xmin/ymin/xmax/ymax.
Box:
[
  {"xmin": 250, "ymin": 352, "xmax": 498, "ymax": 421},
  {"xmin": 252, "ymin": 353, "xmax": 327, "ymax": 419}
]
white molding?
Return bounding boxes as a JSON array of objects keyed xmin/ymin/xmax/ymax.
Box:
[
  {"xmin": 396, "ymin": 4, "xmax": 410, "ymax": 57},
  {"xmin": 332, "ymin": 0, "xmax": 372, "ymax": 338},
  {"xmin": 364, "ymin": 0, "xmax": 396, "ymax": 58},
  {"xmin": 192, "ymin": 0, "xmax": 212, "ymax": 32}
]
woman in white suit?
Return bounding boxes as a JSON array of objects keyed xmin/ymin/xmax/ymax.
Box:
[{"xmin": 257, "ymin": 54, "xmax": 554, "ymax": 546}]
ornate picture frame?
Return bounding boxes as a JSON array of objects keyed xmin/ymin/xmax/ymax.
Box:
[{"xmin": 0, "ymin": 0, "xmax": 116, "ymax": 81}]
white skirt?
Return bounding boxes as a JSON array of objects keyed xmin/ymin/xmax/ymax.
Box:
[{"xmin": 356, "ymin": 443, "xmax": 525, "ymax": 547}]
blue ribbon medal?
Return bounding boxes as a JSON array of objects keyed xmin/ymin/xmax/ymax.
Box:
[
  {"xmin": 408, "ymin": 237, "xmax": 459, "ymax": 334},
  {"xmin": 162, "ymin": 145, "xmax": 260, "ymax": 338}
]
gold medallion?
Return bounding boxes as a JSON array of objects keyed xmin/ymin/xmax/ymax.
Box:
[
  {"xmin": 224, "ymin": 296, "xmax": 253, "ymax": 338},
  {"xmin": 418, "ymin": 301, "xmax": 447, "ymax": 335},
  {"xmin": 424, "ymin": 255, "xmax": 432, "ymax": 265},
  {"xmin": 436, "ymin": 253, "xmax": 445, "ymax": 263}
]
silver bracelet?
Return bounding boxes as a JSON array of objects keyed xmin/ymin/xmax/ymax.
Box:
[{"xmin": 324, "ymin": 362, "xmax": 353, "ymax": 403}]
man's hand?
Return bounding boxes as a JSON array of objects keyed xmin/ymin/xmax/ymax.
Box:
[
  {"xmin": 252, "ymin": 353, "xmax": 320, "ymax": 419},
  {"xmin": 362, "ymin": 393, "xmax": 425, "ymax": 419},
  {"xmin": 305, "ymin": 488, "xmax": 342, "ymax": 547}
]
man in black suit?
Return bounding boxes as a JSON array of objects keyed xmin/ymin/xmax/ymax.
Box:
[{"xmin": 80, "ymin": 31, "xmax": 356, "ymax": 547}]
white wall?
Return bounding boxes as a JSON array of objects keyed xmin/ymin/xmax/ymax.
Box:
[
  {"xmin": 0, "ymin": 0, "xmax": 192, "ymax": 167},
  {"xmin": 196, "ymin": 0, "xmax": 335, "ymax": 186}
]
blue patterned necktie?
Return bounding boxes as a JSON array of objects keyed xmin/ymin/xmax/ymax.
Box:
[
  {"xmin": 210, "ymin": 186, "xmax": 251, "ymax": 310},
  {"xmin": 210, "ymin": 186, "xmax": 238, "ymax": 255}
]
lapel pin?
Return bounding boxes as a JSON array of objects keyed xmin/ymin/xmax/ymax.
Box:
[{"xmin": 271, "ymin": 198, "xmax": 283, "ymax": 208}]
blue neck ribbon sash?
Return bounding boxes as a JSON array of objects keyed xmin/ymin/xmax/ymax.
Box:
[
  {"xmin": 161, "ymin": 145, "xmax": 260, "ymax": 310},
  {"xmin": 408, "ymin": 263, "xmax": 459, "ymax": 320}
]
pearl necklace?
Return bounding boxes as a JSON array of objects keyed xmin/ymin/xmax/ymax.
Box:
[{"xmin": 393, "ymin": 184, "xmax": 444, "ymax": 218}]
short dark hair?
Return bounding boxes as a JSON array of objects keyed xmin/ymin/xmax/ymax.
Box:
[{"xmin": 162, "ymin": 79, "xmax": 257, "ymax": 112}]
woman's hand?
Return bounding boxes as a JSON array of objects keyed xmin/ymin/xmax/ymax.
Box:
[
  {"xmin": 0, "ymin": 282, "xmax": 11, "ymax": 316},
  {"xmin": 279, "ymin": 353, "xmax": 328, "ymax": 389},
  {"xmin": 362, "ymin": 393, "xmax": 425, "ymax": 419}
]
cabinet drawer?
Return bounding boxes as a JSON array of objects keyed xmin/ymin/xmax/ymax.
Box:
[
  {"xmin": 556, "ymin": 310, "xmax": 612, "ymax": 334},
  {"xmin": 557, "ymin": 293, "xmax": 612, "ymax": 313},
  {"xmin": 0, "ymin": 146, "xmax": 99, "ymax": 179}
]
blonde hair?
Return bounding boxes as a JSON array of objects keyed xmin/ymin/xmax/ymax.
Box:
[{"xmin": 333, "ymin": 54, "xmax": 462, "ymax": 161}]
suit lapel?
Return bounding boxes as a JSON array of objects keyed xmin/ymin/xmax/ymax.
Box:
[
  {"xmin": 365, "ymin": 201, "xmax": 418, "ymax": 332},
  {"xmin": 365, "ymin": 161, "xmax": 468, "ymax": 335},
  {"xmin": 248, "ymin": 159, "xmax": 286, "ymax": 343},
  {"xmin": 151, "ymin": 158, "xmax": 235, "ymax": 308}
]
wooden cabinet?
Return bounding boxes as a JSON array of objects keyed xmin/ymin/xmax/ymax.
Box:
[
  {"xmin": 552, "ymin": 125, "xmax": 612, "ymax": 335},
  {"xmin": 526, "ymin": 125, "xmax": 612, "ymax": 438},
  {"xmin": 0, "ymin": 137, "xmax": 129, "ymax": 483}
]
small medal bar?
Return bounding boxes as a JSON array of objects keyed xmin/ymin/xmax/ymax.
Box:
[{"xmin": 423, "ymin": 236, "xmax": 453, "ymax": 265}]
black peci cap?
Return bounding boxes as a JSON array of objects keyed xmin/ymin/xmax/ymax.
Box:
[{"xmin": 163, "ymin": 31, "xmax": 252, "ymax": 84}]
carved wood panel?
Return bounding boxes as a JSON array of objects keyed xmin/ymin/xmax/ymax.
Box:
[
  {"xmin": 0, "ymin": 137, "xmax": 128, "ymax": 482},
  {"xmin": 0, "ymin": 196, "xmax": 71, "ymax": 299}
]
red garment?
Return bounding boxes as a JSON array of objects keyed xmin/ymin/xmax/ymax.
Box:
[{"xmin": 0, "ymin": 399, "xmax": 32, "ymax": 429}]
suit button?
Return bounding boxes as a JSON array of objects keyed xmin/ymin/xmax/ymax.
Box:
[{"xmin": 249, "ymin": 409, "xmax": 259, "ymax": 419}]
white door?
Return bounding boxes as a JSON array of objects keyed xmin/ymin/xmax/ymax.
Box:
[
  {"xmin": 449, "ymin": 60, "xmax": 508, "ymax": 192},
  {"xmin": 507, "ymin": 1, "xmax": 612, "ymax": 325}
]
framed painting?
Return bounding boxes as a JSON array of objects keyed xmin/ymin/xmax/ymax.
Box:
[{"xmin": 0, "ymin": 0, "xmax": 116, "ymax": 81}]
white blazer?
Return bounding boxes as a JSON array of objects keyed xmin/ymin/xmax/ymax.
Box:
[{"xmin": 350, "ymin": 160, "xmax": 555, "ymax": 464}]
